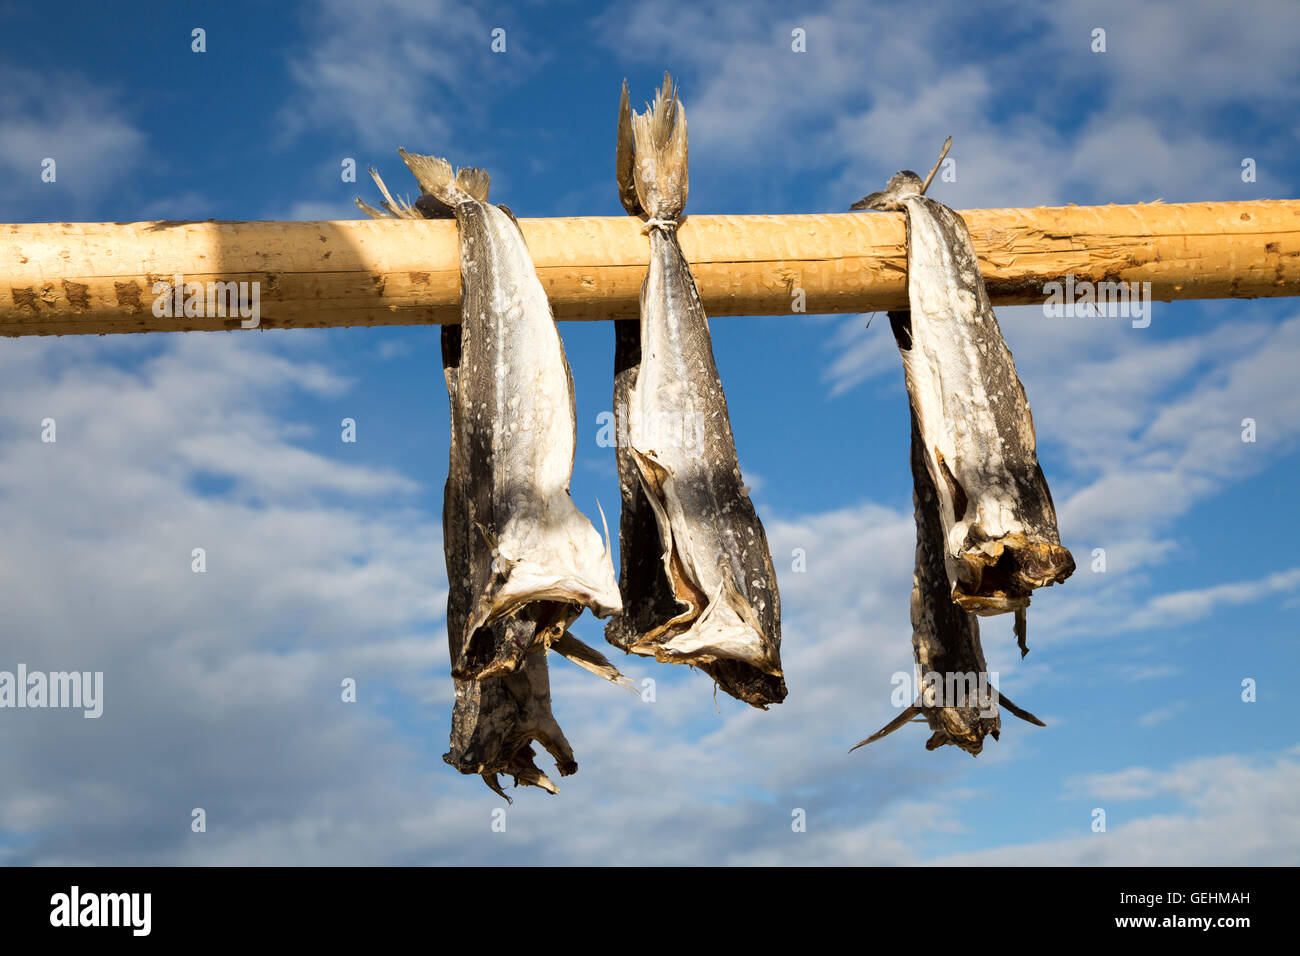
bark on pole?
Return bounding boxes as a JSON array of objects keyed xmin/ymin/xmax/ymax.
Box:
[{"xmin": 2, "ymin": 199, "xmax": 1297, "ymax": 336}]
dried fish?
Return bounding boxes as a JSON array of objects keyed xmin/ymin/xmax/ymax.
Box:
[
  {"xmin": 852, "ymin": 406, "xmax": 1045, "ymax": 755},
  {"xmin": 852, "ymin": 159, "xmax": 1074, "ymax": 655},
  {"xmin": 376, "ymin": 151, "xmax": 622, "ymax": 680},
  {"xmin": 435, "ymin": 322, "xmax": 564, "ymax": 797},
  {"xmin": 359, "ymin": 155, "xmax": 628, "ymax": 797},
  {"xmin": 606, "ymin": 75, "xmax": 786, "ymax": 708}
]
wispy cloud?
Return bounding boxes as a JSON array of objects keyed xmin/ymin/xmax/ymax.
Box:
[
  {"xmin": 0, "ymin": 66, "xmax": 146, "ymax": 218},
  {"xmin": 1127, "ymin": 567, "xmax": 1300, "ymax": 630},
  {"xmin": 939, "ymin": 748, "xmax": 1300, "ymax": 864}
]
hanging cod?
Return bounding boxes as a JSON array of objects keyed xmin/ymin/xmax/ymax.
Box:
[
  {"xmin": 851, "ymin": 408, "xmax": 1046, "ymax": 755},
  {"xmin": 359, "ymin": 151, "xmax": 629, "ymax": 798},
  {"xmin": 605, "ymin": 75, "xmax": 786, "ymax": 708},
  {"xmin": 851, "ymin": 143, "xmax": 1075, "ymax": 657}
]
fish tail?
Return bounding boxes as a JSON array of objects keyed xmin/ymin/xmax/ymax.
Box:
[
  {"xmin": 998, "ymin": 690, "xmax": 1046, "ymax": 727},
  {"xmin": 850, "ymin": 704, "xmax": 923, "ymax": 751},
  {"xmin": 396, "ymin": 148, "xmax": 490, "ymax": 207},
  {"xmin": 623, "ymin": 72, "xmax": 688, "ymax": 221},
  {"xmin": 616, "ymin": 80, "xmax": 644, "ymax": 216},
  {"xmin": 357, "ymin": 166, "xmax": 422, "ymax": 220}
]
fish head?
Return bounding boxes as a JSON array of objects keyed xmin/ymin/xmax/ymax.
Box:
[{"xmin": 925, "ymin": 706, "xmax": 1000, "ymax": 755}]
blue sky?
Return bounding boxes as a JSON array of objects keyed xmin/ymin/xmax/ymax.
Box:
[{"xmin": 1, "ymin": 0, "xmax": 1298, "ymax": 864}]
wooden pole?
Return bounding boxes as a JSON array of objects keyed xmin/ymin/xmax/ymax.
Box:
[{"xmin": 2, "ymin": 200, "xmax": 1297, "ymax": 336}]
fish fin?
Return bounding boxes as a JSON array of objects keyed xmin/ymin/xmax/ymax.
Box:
[
  {"xmin": 616, "ymin": 80, "xmax": 644, "ymax": 217},
  {"xmin": 366, "ymin": 166, "xmax": 421, "ymax": 219},
  {"xmin": 629, "ymin": 448, "xmax": 677, "ymax": 582},
  {"xmin": 919, "ymin": 136, "xmax": 954, "ymax": 195},
  {"xmin": 935, "ymin": 448, "xmax": 969, "ymax": 520},
  {"xmin": 998, "ymin": 690, "xmax": 1046, "ymax": 726},
  {"xmin": 396, "ymin": 149, "xmax": 490, "ymax": 206},
  {"xmin": 455, "ymin": 166, "xmax": 491, "ymax": 202},
  {"xmin": 496, "ymin": 204, "xmax": 527, "ymax": 244},
  {"xmin": 355, "ymin": 197, "xmax": 392, "ymax": 220},
  {"xmin": 595, "ymin": 496, "xmax": 612, "ymax": 558},
  {"xmin": 481, "ymin": 773, "xmax": 512, "ymax": 802},
  {"xmin": 1015, "ymin": 608, "xmax": 1029, "ymax": 658},
  {"xmin": 850, "ymin": 704, "xmax": 923, "ymax": 751},
  {"xmin": 550, "ymin": 632, "xmax": 639, "ymax": 694},
  {"xmin": 887, "ymin": 310, "xmax": 913, "ymax": 351},
  {"xmin": 510, "ymin": 764, "xmax": 558, "ymax": 795},
  {"xmin": 625, "ymin": 72, "xmax": 688, "ymax": 221}
]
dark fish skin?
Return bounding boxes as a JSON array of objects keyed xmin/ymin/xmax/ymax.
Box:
[
  {"xmin": 852, "ymin": 386, "xmax": 1045, "ymax": 756},
  {"xmin": 358, "ymin": 157, "xmax": 631, "ymax": 798},
  {"xmin": 440, "ymin": 322, "xmax": 577, "ymax": 798},
  {"xmin": 610, "ymin": 319, "xmax": 786, "ymax": 708},
  {"xmin": 608, "ymin": 318, "xmax": 683, "ymax": 648},
  {"xmin": 853, "ymin": 171, "xmax": 1074, "ymax": 655},
  {"xmin": 380, "ymin": 152, "xmax": 620, "ymax": 683},
  {"xmin": 607, "ymin": 75, "xmax": 786, "ymax": 708},
  {"xmin": 903, "ymin": 402, "xmax": 1001, "ymax": 754}
]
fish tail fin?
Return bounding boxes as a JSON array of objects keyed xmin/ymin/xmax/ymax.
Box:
[
  {"xmin": 616, "ymin": 80, "xmax": 644, "ymax": 216},
  {"xmin": 359, "ymin": 166, "xmax": 422, "ymax": 220},
  {"xmin": 594, "ymin": 495, "xmax": 612, "ymax": 557},
  {"xmin": 998, "ymin": 690, "xmax": 1046, "ymax": 727},
  {"xmin": 354, "ymin": 196, "xmax": 390, "ymax": 220},
  {"xmin": 550, "ymin": 632, "xmax": 639, "ymax": 694},
  {"xmin": 625, "ymin": 72, "xmax": 688, "ymax": 221},
  {"xmin": 850, "ymin": 704, "xmax": 923, "ymax": 752},
  {"xmin": 396, "ymin": 148, "xmax": 490, "ymax": 207}
]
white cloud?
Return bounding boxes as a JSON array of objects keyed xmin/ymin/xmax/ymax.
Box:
[
  {"xmin": 1126, "ymin": 568, "xmax": 1300, "ymax": 631},
  {"xmin": 599, "ymin": 0, "xmax": 1296, "ymax": 208},
  {"xmin": 1137, "ymin": 701, "xmax": 1188, "ymax": 727},
  {"xmin": 0, "ymin": 342, "xmax": 1034, "ymax": 864},
  {"xmin": 278, "ymin": 0, "xmax": 543, "ymax": 151},
  {"xmin": 937, "ymin": 748, "xmax": 1300, "ymax": 864},
  {"xmin": 0, "ymin": 66, "xmax": 146, "ymax": 216}
]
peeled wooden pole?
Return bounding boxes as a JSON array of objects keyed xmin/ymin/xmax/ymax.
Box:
[{"xmin": 2, "ymin": 199, "xmax": 1298, "ymax": 335}]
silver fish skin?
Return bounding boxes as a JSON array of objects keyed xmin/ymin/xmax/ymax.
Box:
[
  {"xmin": 437, "ymin": 321, "xmax": 571, "ymax": 797},
  {"xmin": 391, "ymin": 152, "xmax": 622, "ymax": 680},
  {"xmin": 607, "ymin": 76, "xmax": 785, "ymax": 707},
  {"xmin": 853, "ymin": 407, "xmax": 1045, "ymax": 756},
  {"xmin": 358, "ymin": 160, "xmax": 628, "ymax": 798},
  {"xmin": 852, "ymin": 172, "xmax": 1074, "ymax": 655}
]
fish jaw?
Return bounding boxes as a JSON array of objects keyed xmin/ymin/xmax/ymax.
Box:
[
  {"xmin": 949, "ymin": 532, "xmax": 1076, "ymax": 614},
  {"xmin": 916, "ymin": 655, "xmax": 1000, "ymax": 755},
  {"xmin": 443, "ymin": 650, "xmax": 578, "ymax": 800},
  {"xmin": 924, "ymin": 721, "xmax": 998, "ymax": 755}
]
